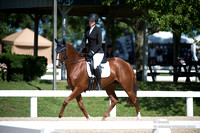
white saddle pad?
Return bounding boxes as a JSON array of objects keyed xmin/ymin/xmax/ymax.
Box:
[{"xmin": 86, "ymin": 61, "xmax": 110, "ymax": 78}]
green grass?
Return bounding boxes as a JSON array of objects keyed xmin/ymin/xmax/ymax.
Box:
[
  {"xmin": 37, "ymin": 97, "xmax": 109, "ymax": 117},
  {"xmin": 45, "ymin": 72, "xmax": 59, "ymax": 75},
  {"xmin": 0, "ymin": 79, "xmax": 69, "ymax": 90},
  {"xmin": 158, "ymin": 73, "xmax": 170, "ymax": 76},
  {"xmin": 0, "ymin": 97, "xmax": 30, "ymax": 117},
  {"xmin": 0, "ymin": 80, "xmax": 200, "ymax": 117}
]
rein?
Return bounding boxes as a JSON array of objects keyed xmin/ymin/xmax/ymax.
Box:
[
  {"xmin": 57, "ymin": 50, "xmax": 86, "ymax": 63},
  {"xmin": 58, "ymin": 58, "xmax": 85, "ymax": 63}
]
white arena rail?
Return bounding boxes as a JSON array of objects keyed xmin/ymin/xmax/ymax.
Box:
[{"xmin": 0, "ymin": 90, "xmax": 200, "ymax": 117}]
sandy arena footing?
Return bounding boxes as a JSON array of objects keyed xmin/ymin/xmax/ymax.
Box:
[{"xmin": 0, "ymin": 117, "xmax": 200, "ymax": 133}]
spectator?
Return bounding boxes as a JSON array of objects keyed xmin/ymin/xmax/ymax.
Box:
[
  {"xmin": 163, "ymin": 45, "xmax": 168, "ymax": 64},
  {"xmin": 105, "ymin": 45, "xmax": 114, "ymax": 58},
  {"xmin": 156, "ymin": 45, "xmax": 163, "ymax": 64},
  {"xmin": 197, "ymin": 49, "xmax": 200, "ymax": 61},
  {"xmin": 149, "ymin": 45, "xmax": 156, "ymax": 64},
  {"xmin": 115, "ymin": 49, "xmax": 120, "ymax": 57},
  {"xmin": 186, "ymin": 48, "xmax": 191, "ymax": 61},
  {"xmin": 183, "ymin": 48, "xmax": 188, "ymax": 60},
  {"xmin": 191, "ymin": 43, "xmax": 198, "ymax": 61}
]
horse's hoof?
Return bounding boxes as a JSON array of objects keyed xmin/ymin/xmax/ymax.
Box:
[
  {"xmin": 137, "ymin": 112, "xmax": 142, "ymax": 120},
  {"xmin": 87, "ymin": 114, "xmax": 91, "ymax": 120},
  {"xmin": 56, "ymin": 117, "xmax": 61, "ymax": 121},
  {"xmin": 58, "ymin": 114, "xmax": 62, "ymax": 118},
  {"xmin": 102, "ymin": 117, "xmax": 106, "ymax": 121}
]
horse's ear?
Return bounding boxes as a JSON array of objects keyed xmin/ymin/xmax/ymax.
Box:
[
  {"xmin": 55, "ymin": 38, "xmax": 59, "ymax": 44},
  {"xmin": 62, "ymin": 38, "xmax": 66, "ymax": 45}
]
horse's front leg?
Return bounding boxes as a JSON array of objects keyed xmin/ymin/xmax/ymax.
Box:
[
  {"xmin": 59, "ymin": 88, "xmax": 81, "ymax": 118},
  {"xmin": 76, "ymin": 94, "xmax": 90, "ymax": 120}
]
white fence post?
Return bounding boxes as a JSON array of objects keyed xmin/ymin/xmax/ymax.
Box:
[
  {"xmin": 186, "ymin": 97, "xmax": 193, "ymax": 116},
  {"xmin": 30, "ymin": 97, "xmax": 37, "ymax": 117},
  {"xmin": 109, "ymin": 99, "xmax": 116, "ymax": 117}
]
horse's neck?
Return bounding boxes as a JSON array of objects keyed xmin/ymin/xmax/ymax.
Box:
[
  {"xmin": 65, "ymin": 44, "xmax": 84, "ymax": 77},
  {"xmin": 66, "ymin": 44, "xmax": 81, "ymax": 60}
]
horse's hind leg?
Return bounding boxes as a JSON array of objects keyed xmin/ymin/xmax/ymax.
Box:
[
  {"xmin": 120, "ymin": 82, "xmax": 141, "ymax": 120},
  {"xmin": 127, "ymin": 91, "xmax": 141, "ymax": 120},
  {"xmin": 102, "ymin": 84, "xmax": 119, "ymax": 121},
  {"xmin": 76, "ymin": 94, "xmax": 90, "ymax": 120},
  {"xmin": 124, "ymin": 89, "xmax": 141, "ymax": 120}
]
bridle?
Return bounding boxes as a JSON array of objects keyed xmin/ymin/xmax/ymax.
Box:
[
  {"xmin": 56, "ymin": 49, "xmax": 85, "ymax": 64},
  {"xmin": 56, "ymin": 50, "xmax": 67, "ymax": 63},
  {"xmin": 56, "ymin": 41, "xmax": 85, "ymax": 64}
]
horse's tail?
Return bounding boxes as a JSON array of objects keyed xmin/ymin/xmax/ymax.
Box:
[{"xmin": 126, "ymin": 75, "xmax": 138, "ymax": 106}]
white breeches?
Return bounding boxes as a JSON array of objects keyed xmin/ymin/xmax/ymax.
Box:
[{"xmin": 93, "ymin": 53, "xmax": 104, "ymax": 69}]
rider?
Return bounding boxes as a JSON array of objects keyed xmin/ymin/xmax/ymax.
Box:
[{"xmin": 79, "ymin": 13, "xmax": 104, "ymax": 90}]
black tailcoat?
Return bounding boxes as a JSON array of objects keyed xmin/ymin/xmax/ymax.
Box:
[{"xmin": 80, "ymin": 26, "xmax": 103, "ymax": 53}]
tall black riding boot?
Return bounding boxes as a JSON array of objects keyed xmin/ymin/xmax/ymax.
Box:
[
  {"xmin": 94, "ymin": 67, "xmax": 101, "ymax": 90},
  {"xmin": 88, "ymin": 77, "xmax": 95, "ymax": 91}
]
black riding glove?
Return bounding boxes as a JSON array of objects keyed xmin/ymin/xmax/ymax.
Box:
[{"xmin": 88, "ymin": 51, "xmax": 94, "ymax": 58}]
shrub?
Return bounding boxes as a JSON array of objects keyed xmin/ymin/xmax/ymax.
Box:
[{"xmin": 0, "ymin": 54, "xmax": 47, "ymax": 81}]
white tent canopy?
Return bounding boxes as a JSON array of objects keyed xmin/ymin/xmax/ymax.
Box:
[
  {"xmin": 194, "ymin": 35, "xmax": 200, "ymax": 48},
  {"xmin": 116, "ymin": 31, "xmax": 196, "ymax": 61},
  {"xmin": 194, "ymin": 35, "xmax": 200, "ymax": 41},
  {"xmin": 148, "ymin": 31, "xmax": 194, "ymax": 44},
  {"xmin": 117, "ymin": 31, "xmax": 194, "ymax": 44}
]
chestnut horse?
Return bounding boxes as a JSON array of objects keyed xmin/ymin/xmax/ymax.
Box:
[{"xmin": 55, "ymin": 39, "xmax": 141, "ymax": 120}]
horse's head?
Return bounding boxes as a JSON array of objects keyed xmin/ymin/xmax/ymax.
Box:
[
  {"xmin": 55, "ymin": 38, "xmax": 67, "ymax": 63},
  {"xmin": 55, "ymin": 38, "xmax": 67, "ymax": 53},
  {"xmin": 55, "ymin": 38, "xmax": 83, "ymax": 64}
]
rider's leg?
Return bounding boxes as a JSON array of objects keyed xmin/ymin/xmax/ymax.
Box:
[
  {"xmin": 93, "ymin": 53, "xmax": 104, "ymax": 90},
  {"xmin": 87, "ymin": 58, "xmax": 95, "ymax": 90},
  {"xmin": 94, "ymin": 66, "xmax": 101, "ymax": 90}
]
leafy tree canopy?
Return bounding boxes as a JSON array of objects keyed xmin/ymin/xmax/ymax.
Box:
[
  {"xmin": 0, "ymin": 13, "xmax": 32, "ymax": 40},
  {"xmin": 103, "ymin": 0, "xmax": 200, "ymax": 37},
  {"xmin": 0, "ymin": 13, "xmax": 89, "ymax": 45}
]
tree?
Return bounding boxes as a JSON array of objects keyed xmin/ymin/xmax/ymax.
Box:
[
  {"xmin": 0, "ymin": 13, "xmax": 33, "ymax": 40},
  {"xmin": 154, "ymin": 0, "xmax": 200, "ymax": 64},
  {"xmin": 103, "ymin": 0, "xmax": 200, "ymax": 80},
  {"xmin": 103, "ymin": 0, "xmax": 161, "ymax": 80},
  {"xmin": 128, "ymin": 0, "xmax": 200, "ymax": 64},
  {"xmin": 67, "ymin": 16, "xmax": 88, "ymax": 45},
  {"xmin": 0, "ymin": 13, "xmax": 91, "ymax": 46}
]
